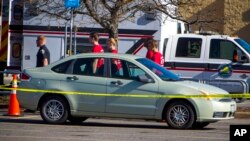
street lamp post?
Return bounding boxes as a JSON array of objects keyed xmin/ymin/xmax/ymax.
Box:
[
  {"xmin": 64, "ymin": 22, "xmax": 68, "ymax": 58},
  {"xmin": 69, "ymin": 8, "xmax": 73, "ymax": 56},
  {"xmin": 64, "ymin": 0, "xmax": 79, "ymax": 56}
]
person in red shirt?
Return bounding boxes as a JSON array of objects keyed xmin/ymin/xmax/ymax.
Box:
[
  {"xmin": 89, "ymin": 32, "xmax": 104, "ymax": 74},
  {"xmin": 149, "ymin": 39, "xmax": 164, "ymax": 66},
  {"xmin": 145, "ymin": 38, "xmax": 154, "ymax": 60},
  {"xmin": 107, "ymin": 38, "xmax": 122, "ymax": 72}
]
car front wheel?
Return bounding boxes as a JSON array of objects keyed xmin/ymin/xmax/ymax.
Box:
[
  {"xmin": 40, "ymin": 96, "xmax": 69, "ymax": 124},
  {"xmin": 165, "ymin": 101, "xmax": 195, "ymax": 129}
]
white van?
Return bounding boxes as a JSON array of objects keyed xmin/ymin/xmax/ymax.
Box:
[{"xmin": 161, "ymin": 33, "xmax": 250, "ymax": 98}]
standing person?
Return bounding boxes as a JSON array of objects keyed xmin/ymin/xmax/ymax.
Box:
[
  {"xmin": 149, "ymin": 39, "xmax": 164, "ymax": 66},
  {"xmin": 107, "ymin": 38, "xmax": 121, "ymax": 71},
  {"xmin": 145, "ymin": 38, "xmax": 154, "ymax": 60},
  {"xmin": 89, "ymin": 32, "xmax": 104, "ymax": 74},
  {"xmin": 107, "ymin": 38, "xmax": 118, "ymax": 54},
  {"xmin": 36, "ymin": 35, "xmax": 50, "ymax": 67}
]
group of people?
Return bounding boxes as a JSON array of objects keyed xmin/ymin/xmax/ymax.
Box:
[
  {"xmin": 89, "ymin": 32, "xmax": 121, "ymax": 74},
  {"xmin": 89, "ymin": 32, "xmax": 164, "ymax": 73},
  {"xmin": 36, "ymin": 32, "xmax": 164, "ymax": 72}
]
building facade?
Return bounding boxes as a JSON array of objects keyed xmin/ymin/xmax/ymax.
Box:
[{"xmin": 180, "ymin": 0, "xmax": 250, "ymax": 42}]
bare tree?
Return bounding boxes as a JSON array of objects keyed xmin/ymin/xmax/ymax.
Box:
[
  {"xmin": 25, "ymin": 0, "xmax": 222, "ymax": 37},
  {"xmin": 25, "ymin": 0, "xmax": 147, "ymax": 38},
  {"xmin": 82, "ymin": 0, "xmax": 147, "ymax": 38}
]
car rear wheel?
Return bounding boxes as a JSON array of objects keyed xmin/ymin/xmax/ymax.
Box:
[
  {"xmin": 40, "ymin": 96, "xmax": 69, "ymax": 124},
  {"xmin": 192, "ymin": 122, "xmax": 210, "ymax": 129},
  {"xmin": 165, "ymin": 101, "xmax": 195, "ymax": 129}
]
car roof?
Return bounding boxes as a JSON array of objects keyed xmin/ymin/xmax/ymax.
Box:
[
  {"xmin": 67, "ymin": 53, "xmax": 144, "ymax": 60},
  {"xmin": 172, "ymin": 34, "xmax": 230, "ymax": 38}
]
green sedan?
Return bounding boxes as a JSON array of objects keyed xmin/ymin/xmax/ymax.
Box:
[{"xmin": 18, "ymin": 53, "xmax": 236, "ymax": 129}]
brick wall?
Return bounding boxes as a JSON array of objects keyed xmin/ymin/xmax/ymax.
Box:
[
  {"xmin": 224, "ymin": 0, "xmax": 250, "ymax": 42},
  {"xmin": 180, "ymin": 0, "xmax": 250, "ymax": 42}
]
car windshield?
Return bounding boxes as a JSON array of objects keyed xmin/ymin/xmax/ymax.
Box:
[
  {"xmin": 235, "ymin": 39, "xmax": 250, "ymax": 53},
  {"xmin": 136, "ymin": 58, "xmax": 180, "ymax": 81}
]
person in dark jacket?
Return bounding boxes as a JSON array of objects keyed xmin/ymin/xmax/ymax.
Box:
[{"xmin": 36, "ymin": 35, "xmax": 50, "ymax": 67}]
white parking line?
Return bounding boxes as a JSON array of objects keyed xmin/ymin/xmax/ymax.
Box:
[
  {"xmin": 0, "ymin": 115, "xmax": 40, "ymax": 119},
  {"xmin": 0, "ymin": 135, "xmax": 101, "ymax": 141},
  {"xmin": 16, "ymin": 115, "xmax": 40, "ymax": 119}
]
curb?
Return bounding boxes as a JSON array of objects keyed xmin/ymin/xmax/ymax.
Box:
[
  {"xmin": 237, "ymin": 107, "xmax": 250, "ymax": 112},
  {"xmin": 235, "ymin": 112, "xmax": 250, "ymax": 119},
  {"xmin": 235, "ymin": 107, "xmax": 250, "ymax": 118}
]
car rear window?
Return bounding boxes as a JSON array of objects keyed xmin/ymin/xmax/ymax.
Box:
[{"xmin": 51, "ymin": 60, "xmax": 73, "ymax": 74}]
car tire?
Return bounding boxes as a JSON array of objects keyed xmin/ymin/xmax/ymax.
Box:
[
  {"xmin": 165, "ymin": 101, "xmax": 195, "ymax": 129},
  {"xmin": 69, "ymin": 117, "xmax": 88, "ymax": 124},
  {"xmin": 192, "ymin": 122, "xmax": 210, "ymax": 129},
  {"xmin": 40, "ymin": 96, "xmax": 69, "ymax": 124}
]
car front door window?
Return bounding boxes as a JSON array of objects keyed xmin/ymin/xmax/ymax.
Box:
[
  {"xmin": 209, "ymin": 39, "xmax": 248, "ymax": 63},
  {"xmin": 110, "ymin": 59, "xmax": 147, "ymax": 81}
]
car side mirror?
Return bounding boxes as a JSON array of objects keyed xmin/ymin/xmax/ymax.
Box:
[
  {"xmin": 138, "ymin": 74, "xmax": 154, "ymax": 83},
  {"xmin": 239, "ymin": 56, "xmax": 248, "ymax": 63}
]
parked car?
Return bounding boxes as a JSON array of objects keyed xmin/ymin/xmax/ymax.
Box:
[{"xmin": 18, "ymin": 53, "xmax": 236, "ymax": 129}]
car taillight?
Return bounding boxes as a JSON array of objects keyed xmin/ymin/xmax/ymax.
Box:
[{"xmin": 21, "ymin": 73, "xmax": 31, "ymax": 81}]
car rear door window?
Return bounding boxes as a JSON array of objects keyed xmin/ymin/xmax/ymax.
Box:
[
  {"xmin": 73, "ymin": 58, "xmax": 105, "ymax": 77},
  {"xmin": 175, "ymin": 38, "xmax": 202, "ymax": 58}
]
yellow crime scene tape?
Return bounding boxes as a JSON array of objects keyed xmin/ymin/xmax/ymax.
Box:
[{"xmin": 0, "ymin": 85, "xmax": 250, "ymax": 99}]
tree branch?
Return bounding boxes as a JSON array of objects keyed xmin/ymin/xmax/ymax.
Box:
[
  {"xmin": 83, "ymin": 0, "xmax": 109, "ymax": 28},
  {"xmin": 100, "ymin": 0, "xmax": 112, "ymax": 12}
]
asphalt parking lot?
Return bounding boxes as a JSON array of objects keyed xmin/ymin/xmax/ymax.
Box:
[{"xmin": 0, "ymin": 109, "xmax": 249, "ymax": 141}]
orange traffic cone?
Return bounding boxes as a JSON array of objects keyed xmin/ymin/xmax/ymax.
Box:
[{"xmin": 7, "ymin": 74, "xmax": 21, "ymax": 116}]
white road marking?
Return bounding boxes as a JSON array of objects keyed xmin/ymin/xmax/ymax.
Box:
[
  {"xmin": 15, "ymin": 115, "xmax": 40, "ymax": 119},
  {"xmin": 0, "ymin": 135, "xmax": 98, "ymax": 141},
  {"xmin": 0, "ymin": 115, "xmax": 40, "ymax": 119}
]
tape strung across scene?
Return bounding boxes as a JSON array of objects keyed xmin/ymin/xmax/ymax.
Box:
[{"xmin": 0, "ymin": 85, "xmax": 250, "ymax": 99}]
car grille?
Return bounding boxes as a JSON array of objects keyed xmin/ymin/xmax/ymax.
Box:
[{"xmin": 213, "ymin": 112, "xmax": 235, "ymax": 118}]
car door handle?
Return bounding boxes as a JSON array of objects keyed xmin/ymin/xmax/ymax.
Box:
[
  {"xmin": 66, "ymin": 76, "xmax": 79, "ymax": 81},
  {"xmin": 110, "ymin": 80, "xmax": 123, "ymax": 85}
]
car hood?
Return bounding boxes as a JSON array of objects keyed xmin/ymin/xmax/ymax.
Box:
[{"xmin": 175, "ymin": 81, "xmax": 229, "ymax": 95}]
